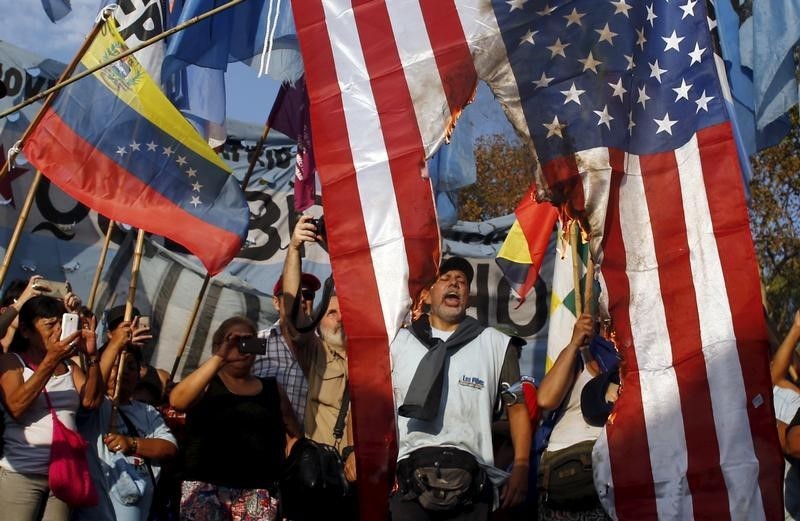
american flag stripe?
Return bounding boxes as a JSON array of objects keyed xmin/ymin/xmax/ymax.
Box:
[
  {"xmin": 697, "ymin": 125, "xmax": 784, "ymax": 521},
  {"xmin": 640, "ymin": 145, "xmax": 732, "ymax": 519},
  {"xmin": 293, "ymin": 0, "xmax": 441, "ymax": 517},
  {"xmin": 417, "ymin": 1, "xmax": 477, "ymax": 120},
  {"xmin": 594, "ymin": 124, "xmax": 780, "ymax": 521},
  {"xmin": 600, "ymin": 150, "xmax": 660, "ymax": 520},
  {"xmin": 675, "ymin": 134, "xmax": 761, "ymax": 517}
]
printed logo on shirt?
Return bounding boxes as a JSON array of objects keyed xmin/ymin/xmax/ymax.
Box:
[{"xmin": 458, "ymin": 375, "xmax": 485, "ymax": 390}]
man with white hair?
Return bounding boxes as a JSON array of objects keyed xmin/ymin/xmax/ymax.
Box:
[{"xmin": 281, "ymin": 216, "xmax": 354, "ymax": 479}]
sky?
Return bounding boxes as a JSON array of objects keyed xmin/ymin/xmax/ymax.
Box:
[{"xmin": 0, "ymin": 0, "xmax": 279, "ymax": 125}]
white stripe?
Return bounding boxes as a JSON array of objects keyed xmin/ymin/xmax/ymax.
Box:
[
  {"xmin": 675, "ymin": 135, "xmax": 765, "ymax": 521},
  {"xmin": 593, "ymin": 428, "xmax": 617, "ymax": 520},
  {"xmin": 384, "ymin": 0, "xmax": 451, "ymax": 156},
  {"xmin": 321, "ymin": 0, "xmax": 412, "ymax": 337},
  {"xmin": 618, "ymin": 153, "xmax": 694, "ymax": 521},
  {"xmin": 576, "ymin": 147, "xmax": 612, "ymax": 263}
]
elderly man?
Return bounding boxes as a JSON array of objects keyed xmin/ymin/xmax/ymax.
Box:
[
  {"xmin": 390, "ymin": 256, "xmax": 532, "ymax": 520},
  {"xmin": 281, "ymin": 216, "xmax": 353, "ymax": 469},
  {"xmin": 251, "ymin": 270, "xmax": 321, "ymax": 429}
]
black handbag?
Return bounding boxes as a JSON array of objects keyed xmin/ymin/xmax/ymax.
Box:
[{"xmin": 280, "ymin": 385, "xmax": 351, "ymax": 518}]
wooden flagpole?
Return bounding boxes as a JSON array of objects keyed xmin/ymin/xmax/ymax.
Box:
[
  {"xmin": 109, "ymin": 228, "xmax": 146, "ymax": 432},
  {"xmin": 168, "ymin": 124, "xmax": 267, "ymax": 379},
  {"xmin": 240, "ymin": 125, "xmax": 271, "ymax": 190},
  {"xmin": 169, "ymin": 274, "xmax": 211, "ymax": 380},
  {"xmin": 570, "ymin": 220, "xmax": 583, "ymax": 317},
  {"xmin": 0, "ymin": 0, "xmax": 248, "ymax": 129},
  {"xmin": 87, "ymin": 220, "xmax": 115, "ymax": 311},
  {"xmin": 0, "ymin": 15, "xmax": 110, "ymax": 288}
]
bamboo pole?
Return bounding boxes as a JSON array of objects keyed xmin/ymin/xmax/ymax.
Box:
[
  {"xmin": 87, "ymin": 220, "xmax": 115, "ymax": 311},
  {"xmin": 0, "ymin": 17, "xmax": 107, "ymax": 179},
  {"xmin": 0, "ymin": 0, "xmax": 248, "ymax": 128},
  {"xmin": 0, "ymin": 15, "xmax": 110, "ymax": 286},
  {"xmin": 170, "ymin": 274, "xmax": 211, "ymax": 380},
  {"xmin": 109, "ymin": 228, "xmax": 145, "ymax": 432},
  {"xmin": 0, "ymin": 171, "xmax": 43, "ymax": 287},
  {"xmin": 570, "ymin": 221, "xmax": 583, "ymax": 317},
  {"xmin": 240, "ymin": 125, "xmax": 271, "ymax": 190},
  {"xmin": 168, "ymin": 120, "xmax": 270, "ymax": 379}
]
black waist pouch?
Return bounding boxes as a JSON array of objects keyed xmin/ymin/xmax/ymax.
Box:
[{"xmin": 397, "ymin": 446, "xmax": 485, "ymax": 512}]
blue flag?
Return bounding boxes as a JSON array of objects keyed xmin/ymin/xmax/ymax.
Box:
[
  {"xmin": 738, "ymin": 0, "xmax": 799, "ymax": 131},
  {"xmin": 41, "ymin": 0, "xmax": 71, "ymax": 23}
]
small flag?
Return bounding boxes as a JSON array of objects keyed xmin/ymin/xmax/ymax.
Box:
[
  {"xmin": 41, "ymin": 0, "xmax": 71, "ymax": 23},
  {"xmin": 496, "ymin": 186, "xmax": 558, "ymax": 302}
]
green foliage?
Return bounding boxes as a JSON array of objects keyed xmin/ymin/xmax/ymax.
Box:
[{"xmin": 749, "ymin": 108, "xmax": 800, "ymax": 336}]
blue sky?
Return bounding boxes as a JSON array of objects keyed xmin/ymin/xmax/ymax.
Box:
[{"xmin": 0, "ymin": 0, "xmax": 278, "ymax": 125}]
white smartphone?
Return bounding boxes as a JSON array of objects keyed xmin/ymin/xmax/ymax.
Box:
[{"xmin": 60, "ymin": 313, "xmax": 79, "ymax": 342}]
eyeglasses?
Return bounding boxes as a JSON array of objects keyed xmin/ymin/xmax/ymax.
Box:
[{"xmin": 225, "ymin": 334, "xmax": 254, "ymax": 345}]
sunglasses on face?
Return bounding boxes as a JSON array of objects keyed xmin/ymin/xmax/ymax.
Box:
[{"xmin": 275, "ymin": 291, "xmax": 316, "ymax": 301}]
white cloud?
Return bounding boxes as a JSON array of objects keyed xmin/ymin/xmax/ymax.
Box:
[{"xmin": 0, "ymin": 0, "xmax": 100, "ymax": 62}]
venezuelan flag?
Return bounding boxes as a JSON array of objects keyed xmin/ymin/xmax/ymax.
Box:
[
  {"xmin": 24, "ymin": 20, "xmax": 248, "ymax": 276},
  {"xmin": 495, "ymin": 186, "xmax": 558, "ymax": 301}
]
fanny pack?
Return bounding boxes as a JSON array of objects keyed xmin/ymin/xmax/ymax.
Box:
[
  {"xmin": 397, "ymin": 447, "xmax": 484, "ymax": 512},
  {"xmin": 537, "ymin": 439, "xmax": 598, "ymax": 511}
]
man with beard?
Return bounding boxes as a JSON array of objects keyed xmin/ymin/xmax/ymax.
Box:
[
  {"xmin": 390, "ymin": 257, "xmax": 531, "ymax": 520},
  {"xmin": 281, "ymin": 216, "xmax": 355, "ymax": 480}
]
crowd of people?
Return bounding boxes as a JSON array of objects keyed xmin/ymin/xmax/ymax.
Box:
[{"xmin": 0, "ymin": 215, "xmax": 796, "ymax": 521}]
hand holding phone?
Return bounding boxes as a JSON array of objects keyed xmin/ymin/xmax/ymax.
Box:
[
  {"xmin": 33, "ymin": 280, "xmax": 70, "ymax": 300},
  {"xmin": 60, "ymin": 313, "xmax": 80, "ymax": 351}
]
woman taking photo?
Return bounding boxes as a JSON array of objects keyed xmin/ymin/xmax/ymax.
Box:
[
  {"xmin": 170, "ymin": 316, "xmax": 300, "ymax": 520},
  {"xmin": 0, "ymin": 295, "xmax": 104, "ymax": 521}
]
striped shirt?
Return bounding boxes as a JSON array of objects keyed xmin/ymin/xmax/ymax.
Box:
[{"xmin": 251, "ymin": 322, "xmax": 308, "ymax": 428}]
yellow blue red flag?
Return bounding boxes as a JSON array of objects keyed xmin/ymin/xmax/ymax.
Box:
[{"xmin": 24, "ymin": 20, "xmax": 248, "ymax": 276}]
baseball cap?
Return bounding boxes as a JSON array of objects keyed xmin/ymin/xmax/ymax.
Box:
[
  {"xmin": 439, "ymin": 257, "xmax": 474, "ymax": 286},
  {"xmin": 273, "ymin": 273, "xmax": 322, "ymax": 296}
]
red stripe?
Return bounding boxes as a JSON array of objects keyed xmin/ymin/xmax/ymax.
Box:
[
  {"xmin": 25, "ymin": 109, "xmax": 241, "ymax": 276},
  {"xmin": 640, "ymin": 148, "xmax": 731, "ymax": 520},
  {"xmin": 350, "ymin": 0, "xmax": 440, "ymax": 298},
  {"xmin": 541, "ymin": 155, "xmax": 586, "ymax": 213},
  {"xmin": 697, "ymin": 124, "xmax": 784, "ymax": 519},
  {"xmin": 292, "ymin": 2, "xmax": 421, "ymax": 520},
  {"xmin": 418, "ymin": 0, "xmax": 478, "ymax": 120},
  {"xmin": 601, "ymin": 148, "xmax": 659, "ymax": 520}
]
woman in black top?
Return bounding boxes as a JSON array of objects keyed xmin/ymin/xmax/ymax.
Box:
[{"xmin": 170, "ymin": 316, "xmax": 300, "ymax": 520}]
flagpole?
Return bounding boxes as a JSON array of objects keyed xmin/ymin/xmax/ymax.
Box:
[
  {"xmin": 240, "ymin": 124, "xmax": 271, "ymax": 190},
  {"xmin": 87, "ymin": 220, "xmax": 115, "ymax": 311},
  {"xmin": 109, "ymin": 228, "xmax": 146, "ymax": 433},
  {"xmin": 0, "ymin": 14, "xmax": 109, "ymax": 179},
  {"xmin": 169, "ymin": 274, "xmax": 211, "ymax": 380},
  {"xmin": 0, "ymin": 0, "xmax": 248, "ymax": 127},
  {"xmin": 0, "ymin": 171, "xmax": 44, "ymax": 287},
  {"xmin": 570, "ymin": 220, "xmax": 583, "ymax": 317},
  {"xmin": 169, "ymin": 134, "xmax": 262, "ymax": 379}
]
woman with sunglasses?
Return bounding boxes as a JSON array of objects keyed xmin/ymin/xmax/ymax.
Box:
[
  {"xmin": 170, "ymin": 316, "xmax": 301, "ymax": 520},
  {"xmin": 0, "ymin": 295, "xmax": 104, "ymax": 521}
]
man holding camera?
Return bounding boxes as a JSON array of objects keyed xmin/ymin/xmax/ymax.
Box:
[
  {"xmin": 281, "ymin": 216, "xmax": 354, "ymax": 477},
  {"xmin": 251, "ymin": 270, "xmax": 321, "ymax": 430},
  {"xmin": 390, "ymin": 257, "xmax": 532, "ymax": 520}
]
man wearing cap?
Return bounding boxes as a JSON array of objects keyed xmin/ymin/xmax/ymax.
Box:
[
  {"xmin": 251, "ymin": 271, "xmax": 321, "ymax": 429},
  {"xmin": 390, "ymin": 257, "xmax": 532, "ymax": 520}
]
